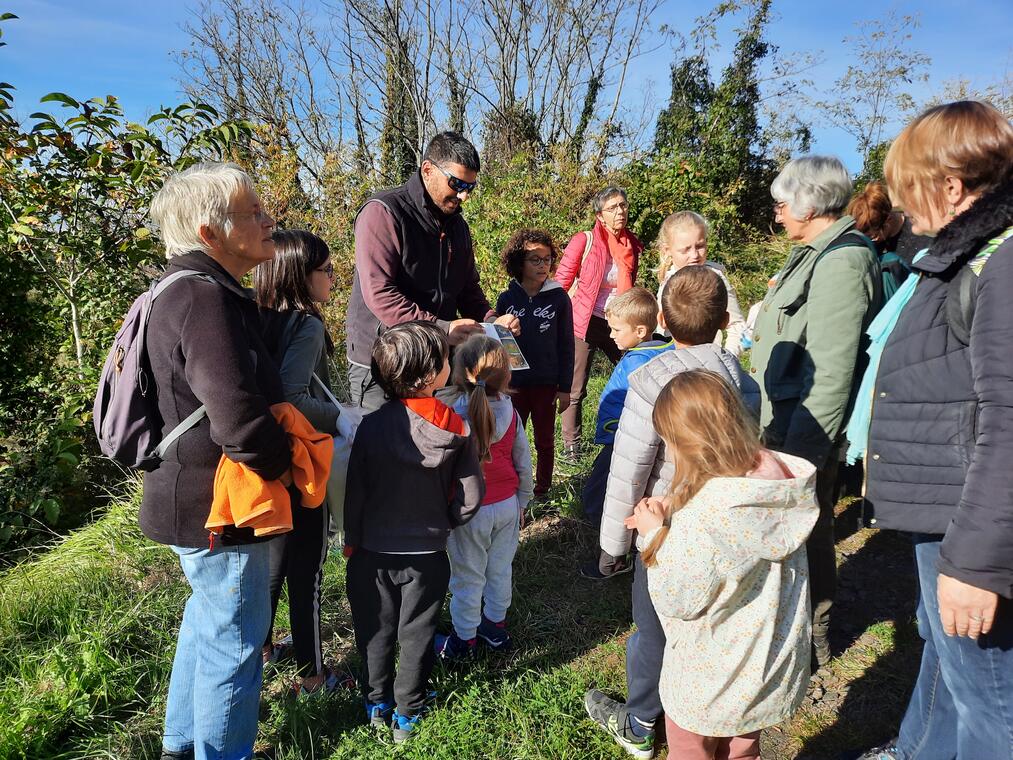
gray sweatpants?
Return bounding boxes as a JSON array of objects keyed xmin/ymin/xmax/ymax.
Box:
[{"xmin": 446, "ymin": 494, "xmax": 520, "ymax": 639}]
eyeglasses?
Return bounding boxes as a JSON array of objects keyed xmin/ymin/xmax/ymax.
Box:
[
  {"xmin": 601, "ymin": 201, "xmax": 629, "ymax": 214},
  {"xmin": 436, "ymin": 165, "xmax": 478, "ymax": 193},
  {"xmin": 315, "ymin": 263, "xmax": 335, "ymax": 278},
  {"xmin": 227, "ymin": 208, "xmax": 274, "ymax": 224},
  {"xmin": 524, "ymin": 256, "xmax": 552, "ymax": 266}
]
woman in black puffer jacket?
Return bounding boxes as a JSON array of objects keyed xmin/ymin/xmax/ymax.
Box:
[{"xmin": 860, "ymin": 101, "xmax": 1013, "ymax": 760}]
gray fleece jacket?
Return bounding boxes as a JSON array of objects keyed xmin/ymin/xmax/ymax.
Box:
[
  {"xmin": 600, "ymin": 344, "xmax": 760, "ymax": 557},
  {"xmin": 278, "ymin": 313, "xmax": 340, "ymax": 433}
]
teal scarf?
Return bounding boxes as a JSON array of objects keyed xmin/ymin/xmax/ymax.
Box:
[{"xmin": 845, "ymin": 250, "xmax": 928, "ymax": 465}]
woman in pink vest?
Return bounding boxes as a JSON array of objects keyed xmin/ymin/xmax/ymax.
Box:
[
  {"xmin": 435, "ymin": 335, "xmax": 534, "ymax": 661},
  {"xmin": 556, "ymin": 186, "xmax": 643, "ymax": 457}
]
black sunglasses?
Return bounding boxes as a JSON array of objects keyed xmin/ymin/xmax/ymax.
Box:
[{"xmin": 436, "ymin": 165, "xmax": 478, "ymax": 193}]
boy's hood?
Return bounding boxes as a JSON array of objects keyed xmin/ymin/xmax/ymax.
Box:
[
  {"xmin": 685, "ymin": 452, "xmax": 819, "ymax": 562},
  {"xmin": 382, "ymin": 398, "xmax": 471, "ymax": 466},
  {"xmin": 452, "ymin": 392, "xmax": 515, "ymax": 442}
]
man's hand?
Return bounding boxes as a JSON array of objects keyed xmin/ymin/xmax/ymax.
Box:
[
  {"xmin": 555, "ymin": 391, "xmax": 570, "ymax": 414},
  {"xmin": 938, "ymin": 573, "xmax": 999, "ymax": 639},
  {"xmin": 448, "ymin": 318, "xmax": 484, "ymax": 345},
  {"xmin": 493, "ymin": 313, "xmax": 521, "ymax": 335}
]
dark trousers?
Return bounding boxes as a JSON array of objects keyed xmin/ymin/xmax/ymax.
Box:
[
  {"xmin": 624, "ymin": 554, "xmax": 666, "ymax": 723},
  {"xmin": 265, "ymin": 493, "xmax": 329, "ymax": 677},
  {"xmin": 511, "ymin": 384, "xmax": 558, "ymax": 496},
  {"xmin": 346, "ymin": 549, "xmax": 451, "ymax": 716},
  {"xmin": 347, "ymin": 362, "xmax": 386, "ymax": 414},
  {"xmin": 561, "ymin": 315, "xmax": 622, "ymax": 448},
  {"xmin": 582, "ymin": 444, "xmax": 612, "ymax": 524},
  {"xmin": 809, "ymin": 451, "xmax": 840, "ymax": 651}
]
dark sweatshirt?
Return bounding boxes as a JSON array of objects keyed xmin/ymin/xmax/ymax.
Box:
[
  {"xmin": 495, "ymin": 278, "xmax": 575, "ymax": 390},
  {"xmin": 140, "ymin": 252, "xmax": 292, "ymax": 548},
  {"xmin": 343, "ymin": 398, "xmax": 484, "ymax": 553}
]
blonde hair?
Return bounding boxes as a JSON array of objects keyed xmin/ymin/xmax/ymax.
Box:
[
  {"xmin": 150, "ymin": 162, "xmax": 255, "ymax": 258},
  {"xmin": 656, "ymin": 211, "xmax": 709, "ymax": 281},
  {"xmin": 451, "ymin": 335, "xmax": 512, "ymax": 461},
  {"xmin": 605, "ymin": 286, "xmax": 658, "ymax": 334},
  {"xmin": 641, "ymin": 370, "xmax": 761, "ymax": 567},
  {"xmin": 885, "ymin": 101, "xmax": 1013, "ymax": 226}
]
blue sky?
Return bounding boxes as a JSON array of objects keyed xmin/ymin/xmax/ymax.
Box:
[{"xmin": 4, "ymin": 0, "xmax": 1011, "ymax": 172}]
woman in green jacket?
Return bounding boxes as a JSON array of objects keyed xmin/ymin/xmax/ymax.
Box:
[{"xmin": 749, "ymin": 155, "xmax": 882, "ymax": 670}]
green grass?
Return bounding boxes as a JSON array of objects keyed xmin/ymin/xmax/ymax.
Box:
[{"xmin": 0, "ymin": 366, "xmax": 922, "ymax": 759}]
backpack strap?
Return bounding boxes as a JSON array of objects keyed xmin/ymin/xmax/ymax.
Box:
[
  {"xmin": 567, "ymin": 230, "xmax": 596, "ymax": 298},
  {"xmin": 946, "ymin": 225, "xmax": 1013, "ymax": 345},
  {"xmin": 145, "ymin": 270, "xmax": 217, "ymax": 458},
  {"xmin": 783, "ymin": 231, "xmax": 876, "ymax": 316}
]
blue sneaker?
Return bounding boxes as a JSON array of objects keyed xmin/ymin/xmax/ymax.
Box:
[
  {"xmin": 477, "ymin": 616, "xmax": 512, "ymax": 651},
  {"xmin": 434, "ymin": 631, "xmax": 477, "ymax": 661},
  {"xmin": 365, "ymin": 700, "xmax": 394, "ymax": 729},
  {"xmin": 392, "ymin": 710, "xmax": 423, "ymax": 743}
]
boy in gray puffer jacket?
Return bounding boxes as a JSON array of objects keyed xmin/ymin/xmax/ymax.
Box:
[{"xmin": 584, "ymin": 265, "xmax": 760, "ymax": 760}]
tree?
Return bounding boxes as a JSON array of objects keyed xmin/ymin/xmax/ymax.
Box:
[
  {"xmin": 2, "ymin": 97, "xmax": 249, "ymax": 371},
  {"xmin": 654, "ymin": 54, "xmax": 713, "ymax": 155},
  {"xmin": 814, "ymin": 10, "xmax": 930, "ymax": 164},
  {"xmin": 0, "ymin": 9, "xmax": 251, "ymax": 544},
  {"xmin": 924, "ymin": 73, "xmax": 1013, "ymax": 120}
]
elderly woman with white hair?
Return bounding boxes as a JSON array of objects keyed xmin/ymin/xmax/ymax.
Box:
[
  {"xmin": 748, "ymin": 155, "xmax": 882, "ymax": 670},
  {"xmin": 143, "ymin": 162, "xmax": 292, "ymax": 760}
]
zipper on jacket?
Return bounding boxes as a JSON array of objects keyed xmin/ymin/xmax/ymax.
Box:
[{"xmin": 437, "ymin": 229, "xmax": 446, "ymax": 313}]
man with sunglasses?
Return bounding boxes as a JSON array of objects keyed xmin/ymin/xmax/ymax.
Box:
[{"xmin": 346, "ymin": 131, "xmax": 519, "ymax": 411}]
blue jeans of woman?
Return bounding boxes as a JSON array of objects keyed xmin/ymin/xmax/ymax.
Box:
[
  {"xmin": 896, "ymin": 535, "xmax": 1013, "ymax": 759},
  {"xmin": 162, "ymin": 541, "xmax": 272, "ymax": 760}
]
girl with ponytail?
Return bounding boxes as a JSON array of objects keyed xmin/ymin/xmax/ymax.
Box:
[
  {"xmin": 626, "ymin": 370, "xmax": 818, "ymax": 758},
  {"xmin": 434, "ymin": 335, "xmax": 534, "ymax": 661}
]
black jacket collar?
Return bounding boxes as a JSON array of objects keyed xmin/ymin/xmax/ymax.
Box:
[
  {"xmin": 917, "ymin": 177, "xmax": 1013, "ymax": 275},
  {"xmin": 165, "ymin": 250, "xmax": 255, "ymax": 301},
  {"xmin": 405, "ymin": 170, "xmax": 463, "ymax": 235}
]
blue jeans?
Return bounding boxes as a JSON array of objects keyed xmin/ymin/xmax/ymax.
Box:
[
  {"xmin": 162, "ymin": 541, "xmax": 272, "ymax": 760},
  {"xmin": 897, "ymin": 536, "xmax": 1013, "ymax": 759}
]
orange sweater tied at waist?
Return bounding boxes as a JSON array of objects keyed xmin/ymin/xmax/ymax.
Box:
[{"xmin": 206, "ymin": 402, "xmax": 334, "ymax": 537}]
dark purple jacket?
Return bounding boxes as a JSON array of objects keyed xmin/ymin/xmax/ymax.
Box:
[
  {"xmin": 345, "ymin": 171, "xmax": 494, "ymax": 366},
  {"xmin": 140, "ymin": 252, "xmax": 292, "ymax": 548}
]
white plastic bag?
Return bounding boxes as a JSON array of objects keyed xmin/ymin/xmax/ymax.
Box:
[{"xmin": 312, "ymin": 374, "xmax": 364, "ymax": 544}]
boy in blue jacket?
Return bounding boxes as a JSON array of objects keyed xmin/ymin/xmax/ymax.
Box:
[{"xmin": 580, "ymin": 286, "xmax": 672, "ymax": 579}]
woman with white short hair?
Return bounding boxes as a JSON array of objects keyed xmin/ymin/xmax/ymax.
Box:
[
  {"xmin": 143, "ymin": 162, "xmax": 292, "ymax": 760},
  {"xmin": 748, "ymin": 154, "xmax": 883, "ymax": 671}
]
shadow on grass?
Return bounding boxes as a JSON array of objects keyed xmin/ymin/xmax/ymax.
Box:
[
  {"xmin": 254, "ymin": 469, "xmax": 634, "ymax": 759},
  {"xmin": 794, "ymin": 529, "xmax": 921, "ymax": 759}
]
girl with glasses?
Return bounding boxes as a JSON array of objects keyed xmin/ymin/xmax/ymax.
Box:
[
  {"xmin": 253, "ymin": 229, "xmax": 351, "ymax": 696},
  {"xmin": 495, "ymin": 229, "xmax": 575, "ymax": 502}
]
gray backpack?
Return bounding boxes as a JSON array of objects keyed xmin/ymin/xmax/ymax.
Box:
[{"xmin": 93, "ymin": 270, "xmax": 216, "ymax": 470}]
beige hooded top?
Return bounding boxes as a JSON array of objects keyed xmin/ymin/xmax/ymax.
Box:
[{"xmin": 643, "ymin": 451, "xmax": 818, "ymax": 736}]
